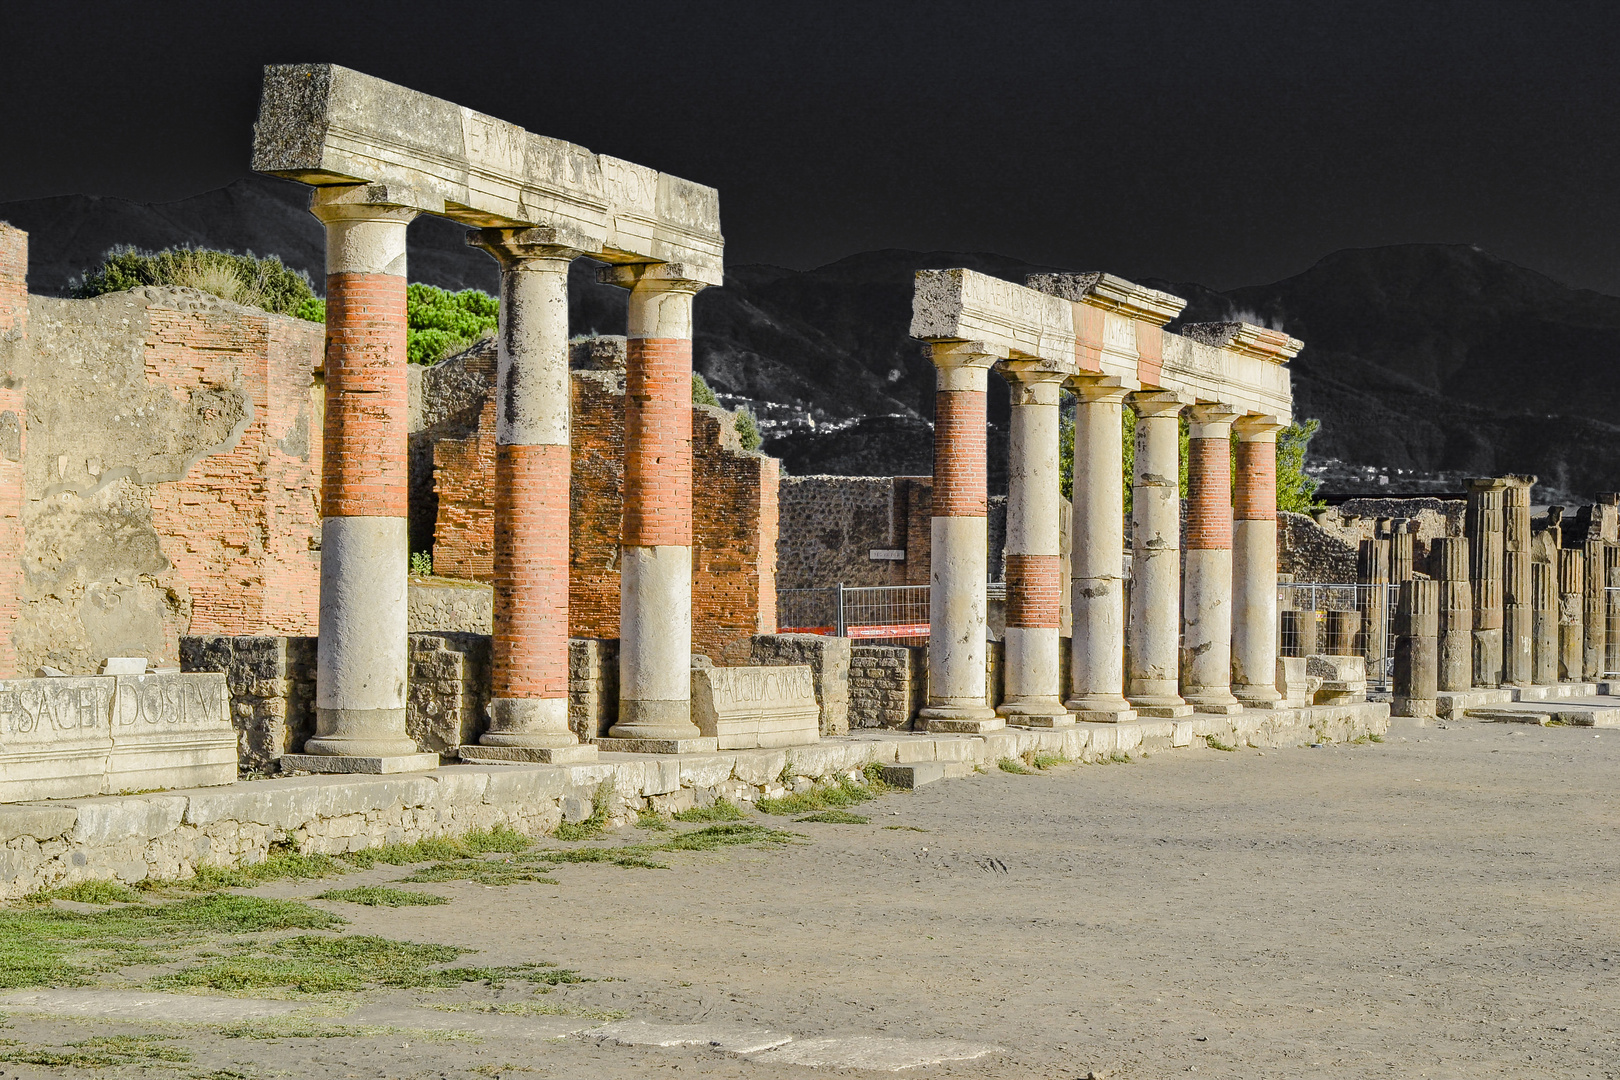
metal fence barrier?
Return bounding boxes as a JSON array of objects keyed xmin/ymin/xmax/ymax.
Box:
[
  {"xmin": 778, "ymin": 584, "xmax": 932, "ymax": 645},
  {"xmin": 1278, "ymin": 582, "xmax": 1397, "ymax": 691}
]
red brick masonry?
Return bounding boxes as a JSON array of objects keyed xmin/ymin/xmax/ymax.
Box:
[
  {"xmin": 1235, "ymin": 438, "xmax": 1277, "ymax": 521},
  {"xmin": 932, "ymin": 390, "xmax": 987, "ymax": 518},
  {"xmin": 491, "ymin": 443, "xmax": 569, "ymax": 699},
  {"xmin": 623, "ymin": 338, "xmax": 693, "ymax": 548},
  {"xmin": 1186, "ymin": 435, "xmax": 1233, "ymax": 550},
  {"xmin": 323, "ymin": 272, "xmax": 408, "ymax": 519},
  {"xmin": 1005, "ymin": 553, "xmax": 1061, "ymax": 629}
]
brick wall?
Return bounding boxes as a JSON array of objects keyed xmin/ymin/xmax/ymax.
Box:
[
  {"xmin": 0, "ymin": 226, "xmax": 26, "ymax": 677},
  {"xmin": 430, "ymin": 343, "xmax": 778, "ymax": 660},
  {"xmin": 145, "ymin": 303, "xmax": 323, "ymax": 637}
]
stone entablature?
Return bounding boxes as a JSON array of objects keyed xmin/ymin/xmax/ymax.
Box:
[
  {"xmin": 252, "ymin": 64, "xmax": 723, "ymax": 284},
  {"xmin": 0, "ymin": 671, "xmax": 233, "ymax": 802}
]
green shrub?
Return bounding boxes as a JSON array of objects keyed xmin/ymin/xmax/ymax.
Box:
[
  {"xmin": 734, "ymin": 407, "xmax": 762, "ymax": 451},
  {"xmin": 72, "ymin": 246, "xmax": 316, "ymax": 316},
  {"xmin": 407, "ymin": 283, "xmax": 499, "ymax": 364},
  {"xmin": 692, "ymin": 373, "xmax": 720, "ymax": 407}
]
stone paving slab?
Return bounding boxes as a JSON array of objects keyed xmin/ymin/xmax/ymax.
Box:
[
  {"xmin": 0, "ymin": 990, "xmax": 304, "ymax": 1022},
  {"xmin": 1465, "ymin": 708, "xmax": 1552, "ymax": 725}
]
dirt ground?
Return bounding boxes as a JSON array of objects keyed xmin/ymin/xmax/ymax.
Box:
[{"xmin": 4, "ymin": 717, "xmax": 1619, "ymax": 1079}]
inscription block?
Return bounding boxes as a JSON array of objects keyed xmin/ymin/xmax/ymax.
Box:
[
  {"xmin": 692, "ymin": 665, "xmax": 820, "ymax": 750},
  {"xmin": 0, "ymin": 673, "xmax": 234, "ymax": 803}
]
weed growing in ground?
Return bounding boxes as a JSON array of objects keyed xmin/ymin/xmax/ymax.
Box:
[
  {"xmin": 219, "ymin": 1018, "xmax": 474, "ymax": 1041},
  {"xmin": 42, "ymin": 880, "xmax": 143, "ymax": 905},
  {"xmin": 796, "ymin": 810, "xmax": 869, "ymax": 825},
  {"xmin": 398, "ymin": 860, "xmax": 558, "ymax": 886},
  {"xmin": 998, "ymin": 757, "xmax": 1033, "ymax": 774},
  {"xmin": 150, "ymin": 935, "xmax": 477, "ymax": 994},
  {"xmin": 756, "ymin": 775, "xmax": 886, "ymax": 815},
  {"xmin": 554, "ymin": 786, "xmax": 612, "ymax": 841},
  {"xmin": 341, "ymin": 826, "xmax": 532, "ymax": 869},
  {"xmin": 635, "ymin": 809, "xmax": 672, "ymax": 831},
  {"xmin": 168, "ymin": 846, "xmax": 348, "ymax": 891},
  {"xmin": 431, "ymin": 1000, "xmax": 626, "ymax": 1021},
  {"xmin": 316, "ymin": 887, "xmax": 448, "ymax": 908},
  {"xmin": 521, "ymin": 822, "xmax": 800, "ymax": 871},
  {"xmin": 1109, "ymin": 751, "xmax": 1134, "ymax": 763},
  {"xmin": 1028, "ymin": 752, "xmax": 1069, "ymax": 769},
  {"xmin": 672, "ymin": 798, "xmax": 746, "ymax": 823},
  {"xmin": 1205, "ymin": 735, "xmax": 1239, "ymax": 752},
  {"xmin": 0, "ymin": 1033, "xmax": 191, "ymax": 1069}
]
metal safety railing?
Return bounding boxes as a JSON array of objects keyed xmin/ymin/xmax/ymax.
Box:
[
  {"xmin": 779, "ymin": 584, "xmax": 933, "ymax": 644},
  {"xmin": 1278, "ymin": 582, "xmax": 1398, "ymax": 691}
]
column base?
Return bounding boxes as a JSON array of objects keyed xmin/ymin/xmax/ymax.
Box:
[
  {"xmin": 1127, "ymin": 693, "xmax": 1192, "ymax": 718},
  {"xmin": 1235, "ymin": 685, "xmax": 1284, "ymax": 709},
  {"xmin": 480, "ymin": 698, "xmax": 578, "ymax": 749},
  {"xmin": 996, "ymin": 697, "xmax": 1072, "ymax": 726},
  {"xmin": 591, "ymin": 736, "xmax": 719, "ymax": 755},
  {"xmin": 607, "ymin": 698, "xmax": 703, "ymax": 743},
  {"xmin": 1072, "ymin": 709, "xmax": 1140, "ymax": 723},
  {"xmin": 918, "ymin": 704, "xmax": 1004, "ymax": 734},
  {"xmin": 1184, "ymin": 689, "xmax": 1243, "ymax": 715},
  {"xmin": 459, "ymin": 744, "xmax": 599, "ymax": 765},
  {"xmin": 304, "ymin": 708, "xmax": 419, "ymax": 759},
  {"xmin": 281, "ymin": 753, "xmax": 438, "ymax": 775}
]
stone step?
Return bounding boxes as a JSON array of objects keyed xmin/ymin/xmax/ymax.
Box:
[
  {"xmin": 880, "ymin": 762, "xmax": 948, "ymax": 789},
  {"xmin": 1464, "ymin": 708, "xmax": 1552, "ymax": 725}
]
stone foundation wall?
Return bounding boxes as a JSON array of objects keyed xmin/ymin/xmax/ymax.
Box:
[
  {"xmin": 180, "ymin": 635, "xmax": 317, "ymax": 775},
  {"xmin": 406, "ymin": 633, "xmax": 491, "ymax": 761},
  {"xmin": 568, "ymin": 637, "xmax": 619, "ymax": 743},
  {"xmin": 848, "ymin": 644, "xmax": 926, "ymax": 729},
  {"xmin": 0, "ymin": 703, "xmax": 1390, "ymax": 900}
]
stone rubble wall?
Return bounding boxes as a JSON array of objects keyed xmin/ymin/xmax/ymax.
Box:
[
  {"xmin": 0, "ymin": 703, "xmax": 1389, "ymax": 900},
  {"xmin": 568, "ymin": 637, "xmax": 619, "ymax": 743},
  {"xmin": 179, "ymin": 635, "xmax": 317, "ymax": 775},
  {"xmin": 406, "ymin": 633, "xmax": 491, "ymax": 761},
  {"xmin": 848, "ymin": 644, "xmax": 926, "ymax": 729},
  {"xmin": 407, "ymin": 578, "xmax": 493, "ymax": 634}
]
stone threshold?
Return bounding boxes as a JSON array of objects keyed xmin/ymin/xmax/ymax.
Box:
[{"xmin": 0, "ymin": 702, "xmax": 1388, "ymax": 901}]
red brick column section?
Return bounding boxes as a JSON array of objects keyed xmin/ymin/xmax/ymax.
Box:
[
  {"xmin": 0, "ymin": 225, "xmax": 27, "ymax": 678},
  {"xmin": 298, "ymin": 189, "xmax": 426, "ymax": 767},
  {"xmin": 1005, "ymin": 555, "xmax": 1061, "ymax": 628},
  {"xmin": 623, "ymin": 338, "xmax": 695, "ymax": 547},
  {"xmin": 1181, "ymin": 403, "xmax": 1240, "ymax": 712},
  {"xmin": 918, "ymin": 345, "xmax": 1001, "ymax": 732},
  {"xmin": 599, "ymin": 265, "xmax": 713, "ymax": 747},
  {"xmin": 462, "ymin": 233, "xmax": 594, "ymax": 763},
  {"xmin": 1232, "ymin": 415, "xmax": 1285, "ymax": 706}
]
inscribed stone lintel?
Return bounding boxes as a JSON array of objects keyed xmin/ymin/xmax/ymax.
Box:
[
  {"xmin": 692, "ymin": 665, "xmax": 821, "ymax": 750},
  {"xmin": 0, "ymin": 673, "xmax": 235, "ymax": 803}
]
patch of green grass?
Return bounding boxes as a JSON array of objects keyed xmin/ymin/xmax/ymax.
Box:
[
  {"xmin": 432, "ymin": 1000, "xmax": 626, "ymax": 1021},
  {"xmin": 998, "ymin": 757, "xmax": 1033, "ymax": 774},
  {"xmin": 397, "ymin": 860, "xmax": 558, "ymax": 886},
  {"xmin": 43, "ymin": 880, "xmax": 144, "ymax": 905},
  {"xmin": 671, "ymin": 798, "xmax": 746, "ymax": 823},
  {"xmin": 219, "ymin": 1018, "xmax": 474, "ymax": 1042},
  {"xmin": 635, "ymin": 809, "xmax": 672, "ymax": 831},
  {"xmin": 150, "ymin": 935, "xmax": 470, "ymax": 994},
  {"xmin": 882, "ymin": 825, "xmax": 929, "ymax": 832},
  {"xmin": 0, "ymin": 1033, "xmax": 191, "ymax": 1068},
  {"xmin": 316, "ymin": 886, "xmax": 448, "ymax": 908},
  {"xmin": 1205, "ymin": 735, "xmax": 1239, "ymax": 752},
  {"xmin": 796, "ymin": 810, "xmax": 869, "ymax": 825},
  {"xmin": 1109, "ymin": 751, "xmax": 1133, "ymax": 763},
  {"xmin": 554, "ymin": 786, "xmax": 612, "ymax": 841},
  {"xmin": 169, "ymin": 846, "xmax": 348, "ymax": 891},
  {"xmin": 660, "ymin": 823, "xmax": 798, "ymax": 851},
  {"xmin": 1029, "ymin": 752, "xmax": 1069, "ymax": 769},
  {"xmin": 525, "ymin": 847, "xmax": 668, "ymax": 870},
  {"xmin": 340, "ymin": 826, "xmax": 532, "ymax": 870},
  {"xmin": 520, "ymin": 822, "xmax": 800, "ymax": 871},
  {"xmin": 756, "ymin": 776, "xmax": 883, "ymax": 816}
]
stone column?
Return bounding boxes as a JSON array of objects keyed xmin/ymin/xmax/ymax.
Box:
[
  {"xmin": 1066, "ymin": 379, "xmax": 1135, "ymax": 722},
  {"xmin": 1504, "ymin": 476, "xmax": 1535, "ymax": 686},
  {"xmin": 1466, "ymin": 478, "xmax": 1507, "ymax": 686},
  {"xmin": 1432, "ymin": 537, "xmax": 1473, "ymax": 692},
  {"xmin": 1391, "ymin": 521, "xmax": 1415, "ymax": 583},
  {"xmin": 1181, "ymin": 403, "xmax": 1240, "ymax": 713},
  {"xmin": 1325, "ymin": 609, "xmax": 1361, "ymax": 656},
  {"xmin": 1608, "ymin": 560, "xmax": 1620, "ymax": 679},
  {"xmin": 1233, "ymin": 416, "xmax": 1285, "ymax": 707},
  {"xmin": 995, "ymin": 365, "xmax": 1070, "ymax": 725},
  {"xmin": 919, "ymin": 344, "xmax": 1002, "ymax": 732},
  {"xmin": 1558, "ymin": 548, "xmax": 1584, "ymax": 683},
  {"xmin": 1127, "ymin": 392, "xmax": 1191, "ymax": 718},
  {"xmin": 1358, "ymin": 538, "xmax": 1391, "ymax": 685},
  {"xmin": 1531, "ymin": 560, "xmax": 1557, "ymax": 686},
  {"xmin": 600, "ymin": 264, "xmax": 714, "ymax": 751},
  {"xmin": 1392, "ymin": 578, "xmax": 1438, "ymax": 718},
  {"xmin": 296, "ymin": 186, "xmax": 432, "ymax": 770},
  {"xmin": 461, "ymin": 230, "xmax": 596, "ymax": 764},
  {"xmin": 1281, "ymin": 609, "xmax": 1320, "ymax": 658},
  {"xmin": 1583, "ymin": 540, "xmax": 1607, "ymax": 680}
]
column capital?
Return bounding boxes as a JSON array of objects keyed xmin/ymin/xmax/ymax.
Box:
[
  {"xmin": 466, "ymin": 226, "xmax": 588, "ymax": 268},
  {"xmin": 1129, "ymin": 389, "xmax": 1191, "ymax": 417},
  {"xmin": 1233, "ymin": 413, "xmax": 1286, "ymax": 441},
  {"xmin": 308, "ymin": 182, "xmax": 434, "ymax": 224},
  {"xmin": 997, "ymin": 361, "xmax": 1068, "ymax": 406},
  {"xmin": 1186, "ymin": 402, "xmax": 1240, "ymax": 438},
  {"xmin": 930, "ymin": 341, "xmax": 1003, "ymax": 369},
  {"xmin": 1068, "ymin": 375, "xmax": 1132, "ymax": 405},
  {"xmin": 596, "ymin": 262, "xmax": 714, "ymax": 294}
]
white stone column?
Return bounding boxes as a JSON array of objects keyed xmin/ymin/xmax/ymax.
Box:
[
  {"xmin": 1067, "ymin": 378, "xmax": 1136, "ymax": 723},
  {"xmin": 1127, "ymin": 392, "xmax": 1192, "ymax": 718},
  {"xmin": 1182, "ymin": 403, "xmax": 1241, "ymax": 713},
  {"xmin": 919, "ymin": 343, "xmax": 1002, "ymax": 733},
  {"xmin": 460, "ymin": 228, "xmax": 596, "ymax": 765},
  {"xmin": 1232, "ymin": 415, "xmax": 1285, "ymax": 707},
  {"xmin": 600, "ymin": 264, "xmax": 715, "ymax": 752},
  {"xmin": 996, "ymin": 364, "xmax": 1071, "ymax": 725},
  {"xmin": 297, "ymin": 185, "xmax": 434, "ymax": 771}
]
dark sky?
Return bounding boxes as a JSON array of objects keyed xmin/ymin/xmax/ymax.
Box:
[{"xmin": 4, "ymin": 0, "xmax": 1618, "ymax": 292}]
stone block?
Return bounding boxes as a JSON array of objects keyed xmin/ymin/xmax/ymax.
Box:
[
  {"xmin": 732, "ymin": 749, "xmax": 790, "ymax": 787},
  {"xmin": 480, "ymin": 767, "xmax": 567, "ymax": 806},
  {"xmin": 1556, "ymin": 708, "xmax": 1620, "ymax": 727},
  {"xmin": 676, "ymin": 754, "xmax": 737, "ymax": 789},
  {"xmin": 692, "ymin": 666, "xmax": 820, "ymax": 750},
  {"xmin": 68, "ymin": 795, "xmax": 188, "ymax": 845},
  {"xmin": 279, "ymin": 753, "xmax": 440, "ymax": 775},
  {"xmin": 892, "ymin": 738, "xmax": 936, "ymax": 764},
  {"xmin": 107, "ymin": 673, "xmax": 235, "ymax": 793},
  {"xmin": 880, "ymin": 762, "xmax": 947, "ymax": 789},
  {"xmin": 0, "ymin": 676, "xmax": 117, "ymax": 802},
  {"xmin": 1466, "ymin": 708, "xmax": 1551, "ymax": 725},
  {"xmin": 407, "ymin": 578, "xmax": 493, "ymax": 633},
  {"xmin": 748, "ymin": 634, "xmax": 852, "ymax": 736},
  {"xmin": 1306, "ymin": 654, "xmax": 1367, "ymax": 704},
  {"xmin": 457, "ymin": 744, "xmax": 598, "ymax": 765},
  {"xmin": 1275, "ymin": 657, "xmax": 1317, "ymax": 709},
  {"xmin": 0, "ymin": 805, "xmax": 78, "ymax": 843},
  {"xmin": 591, "ymin": 737, "xmax": 719, "ymax": 755}
]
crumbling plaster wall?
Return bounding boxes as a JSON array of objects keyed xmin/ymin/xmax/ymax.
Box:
[{"xmin": 5, "ymin": 283, "xmax": 321, "ymax": 673}]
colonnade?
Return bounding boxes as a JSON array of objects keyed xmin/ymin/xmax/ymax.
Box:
[{"xmin": 910, "ymin": 268, "xmax": 1300, "ymax": 732}]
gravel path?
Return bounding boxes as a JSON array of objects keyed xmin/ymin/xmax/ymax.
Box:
[{"xmin": 3, "ymin": 718, "xmax": 1617, "ymax": 1079}]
